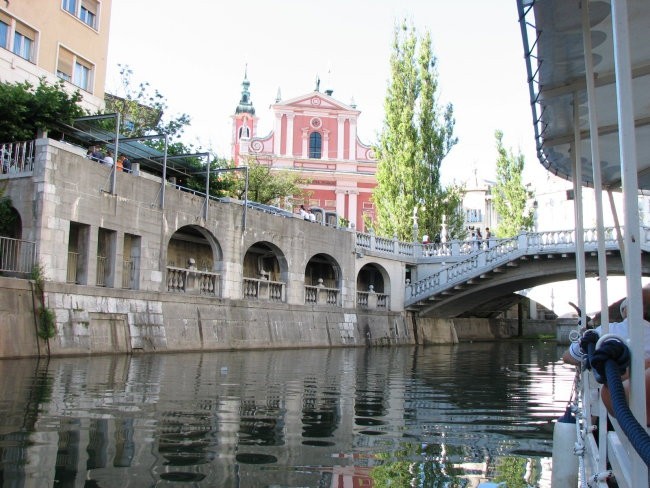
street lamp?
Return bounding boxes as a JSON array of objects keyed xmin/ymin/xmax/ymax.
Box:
[{"xmin": 412, "ymin": 198, "xmax": 425, "ymax": 242}]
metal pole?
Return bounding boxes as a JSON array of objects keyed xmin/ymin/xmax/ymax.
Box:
[
  {"xmin": 572, "ymin": 93, "xmax": 587, "ymax": 330},
  {"xmin": 204, "ymin": 153, "xmax": 210, "ymax": 221},
  {"xmin": 581, "ymin": 2, "xmax": 610, "ymax": 471},
  {"xmin": 611, "ymin": 1, "xmax": 647, "ymax": 485},
  {"xmin": 582, "ymin": 0, "xmax": 610, "ymax": 331},
  {"xmin": 111, "ymin": 113, "xmax": 120, "ymax": 195},
  {"xmin": 161, "ymin": 135, "xmax": 168, "ymax": 209},
  {"xmin": 243, "ymin": 166, "xmax": 249, "ymax": 231}
]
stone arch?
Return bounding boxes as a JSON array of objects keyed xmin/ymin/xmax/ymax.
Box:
[
  {"xmin": 242, "ymin": 241, "xmax": 288, "ymax": 302},
  {"xmin": 166, "ymin": 225, "xmax": 222, "ymax": 296},
  {"xmin": 356, "ymin": 262, "xmax": 389, "ymax": 293},
  {"xmin": 0, "ymin": 204, "xmax": 22, "ymax": 239},
  {"xmin": 304, "ymin": 253, "xmax": 342, "ymax": 306},
  {"xmin": 356, "ymin": 262, "xmax": 391, "ymax": 310},
  {"xmin": 167, "ymin": 225, "xmax": 222, "ymax": 270}
]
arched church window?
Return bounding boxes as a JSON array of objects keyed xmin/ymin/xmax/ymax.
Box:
[
  {"xmin": 309, "ymin": 132, "xmax": 322, "ymax": 159},
  {"xmin": 239, "ymin": 123, "xmax": 250, "ymax": 139}
]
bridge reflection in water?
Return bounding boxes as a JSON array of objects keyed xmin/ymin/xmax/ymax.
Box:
[{"xmin": 0, "ymin": 343, "xmax": 573, "ymax": 487}]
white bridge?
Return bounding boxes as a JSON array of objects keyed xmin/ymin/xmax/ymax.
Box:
[{"xmin": 357, "ymin": 227, "xmax": 650, "ymax": 317}]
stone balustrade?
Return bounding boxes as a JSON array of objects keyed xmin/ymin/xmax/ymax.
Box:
[{"xmin": 167, "ymin": 266, "xmax": 221, "ymax": 296}]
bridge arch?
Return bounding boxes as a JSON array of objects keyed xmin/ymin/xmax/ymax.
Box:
[
  {"xmin": 304, "ymin": 253, "xmax": 342, "ymax": 306},
  {"xmin": 242, "ymin": 241, "xmax": 288, "ymax": 302},
  {"xmin": 416, "ymin": 252, "xmax": 650, "ymax": 317}
]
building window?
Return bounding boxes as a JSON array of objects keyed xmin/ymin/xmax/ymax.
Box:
[
  {"xmin": 74, "ymin": 61, "xmax": 91, "ymax": 91},
  {"xmin": 57, "ymin": 46, "xmax": 94, "ymax": 92},
  {"xmin": 57, "ymin": 46, "xmax": 74, "ymax": 82},
  {"xmin": 465, "ymin": 208, "xmax": 482, "ymax": 223},
  {"xmin": 0, "ymin": 20, "xmax": 8, "ymax": 49},
  {"xmin": 0, "ymin": 16, "xmax": 37, "ymax": 63},
  {"xmin": 80, "ymin": 4, "xmax": 96, "ymax": 27},
  {"xmin": 62, "ymin": 0, "xmax": 99, "ymax": 29},
  {"xmin": 12, "ymin": 30, "xmax": 33, "ymax": 61},
  {"xmin": 62, "ymin": 0, "xmax": 77, "ymax": 14},
  {"xmin": 309, "ymin": 132, "xmax": 322, "ymax": 159}
]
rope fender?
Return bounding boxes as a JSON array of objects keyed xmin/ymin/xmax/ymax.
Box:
[{"xmin": 586, "ymin": 336, "xmax": 650, "ymax": 467}]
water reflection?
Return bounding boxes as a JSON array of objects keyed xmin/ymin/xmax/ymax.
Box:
[{"xmin": 0, "ymin": 342, "xmax": 573, "ymax": 487}]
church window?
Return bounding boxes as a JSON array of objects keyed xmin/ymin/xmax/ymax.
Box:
[{"xmin": 309, "ymin": 132, "xmax": 322, "ymax": 159}]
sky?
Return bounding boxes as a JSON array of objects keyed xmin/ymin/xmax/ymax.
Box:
[{"xmin": 105, "ymin": 0, "xmax": 550, "ymax": 186}]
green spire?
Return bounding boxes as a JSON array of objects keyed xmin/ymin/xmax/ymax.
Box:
[{"xmin": 235, "ymin": 65, "xmax": 255, "ymax": 115}]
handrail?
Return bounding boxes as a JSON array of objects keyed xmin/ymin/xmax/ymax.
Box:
[
  {"xmin": 0, "ymin": 236, "xmax": 36, "ymax": 275},
  {"xmin": 405, "ymin": 227, "xmax": 647, "ymax": 306},
  {"xmin": 0, "ymin": 140, "xmax": 35, "ymax": 176}
]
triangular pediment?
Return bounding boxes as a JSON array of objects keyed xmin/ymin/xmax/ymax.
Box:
[{"xmin": 274, "ymin": 92, "xmax": 357, "ymax": 113}]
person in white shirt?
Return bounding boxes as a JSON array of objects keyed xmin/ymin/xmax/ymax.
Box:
[
  {"xmin": 103, "ymin": 150, "xmax": 114, "ymax": 167},
  {"xmin": 563, "ymin": 298, "xmax": 650, "ymax": 365}
]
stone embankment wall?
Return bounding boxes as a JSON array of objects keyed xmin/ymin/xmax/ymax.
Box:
[
  {"xmin": 0, "ymin": 276, "xmax": 416, "ymax": 358},
  {"xmin": 0, "ymin": 276, "xmax": 532, "ymax": 358}
]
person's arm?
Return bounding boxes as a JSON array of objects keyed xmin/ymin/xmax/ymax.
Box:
[
  {"xmin": 562, "ymin": 348, "xmax": 581, "ymax": 365},
  {"xmin": 601, "ymin": 367, "xmax": 650, "ymax": 426}
]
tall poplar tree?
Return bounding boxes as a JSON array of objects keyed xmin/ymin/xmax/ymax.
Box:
[
  {"xmin": 492, "ymin": 130, "xmax": 534, "ymax": 237},
  {"xmin": 373, "ymin": 22, "xmax": 462, "ymax": 242}
]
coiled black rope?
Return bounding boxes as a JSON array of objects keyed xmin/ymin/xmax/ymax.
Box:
[{"xmin": 586, "ymin": 337, "xmax": 650, "ymax": 466}]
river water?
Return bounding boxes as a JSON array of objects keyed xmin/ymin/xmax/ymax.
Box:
[{"xmin": 0, "ymin": 341, "xmax": 574, "ymax": 487}]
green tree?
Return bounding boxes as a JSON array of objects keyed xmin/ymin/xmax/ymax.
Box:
[
  {"xmin": 493, "ymin": 456, "xmax": 529, "ymax": 488},
  {"xmin": 492, "ymin": 130, "xmax": 534, "ymax": 237},
  {"xmin": 0, "ymin": 78, "xmax": 85, "ymax": 142},
  {"xmin": 232, "ymin": 158, "xmax": 310, "ymax": 206},
  {"xmin": 104, "ymin": 64, "xmax": 190, "ymax": 140},
  {"xmin": 373, "ymin": 21, "xmax": 461, "ymax": 242}
]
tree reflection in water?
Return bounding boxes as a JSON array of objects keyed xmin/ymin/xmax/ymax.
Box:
[{"xmin": 0, "ymin": 343, "xmax": 572, "ymax": 487}]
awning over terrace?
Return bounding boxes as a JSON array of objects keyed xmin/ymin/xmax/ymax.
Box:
[
  {"xmin": 59, "ymin": 114, "xmax": 205, "ymax": 180},
  {"xmin": 518, "ymin": 0, "xmax": 650, "ymax": 191}
]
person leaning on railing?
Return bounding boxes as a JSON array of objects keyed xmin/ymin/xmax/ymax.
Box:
[
  {"xmin": 562, "ymin": 298, "xmax": 650, "ymax": 366},
  {"xmin": 562, "ymin": 297, "xmax": 650, "ymax": 425}
]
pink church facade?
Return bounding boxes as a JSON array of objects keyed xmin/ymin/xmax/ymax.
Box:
[{"xmin": 231, "ymin": 74, "xmax": 378, "ymax": 232}]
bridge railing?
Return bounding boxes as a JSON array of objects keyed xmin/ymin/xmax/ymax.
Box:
[
  {"xmin": 356, "ymin": 230, "xmax": 514, "ymax": 261},
  {"xmin": 405, "ymin": 227, "xmax": 640, "ymax": 306}
]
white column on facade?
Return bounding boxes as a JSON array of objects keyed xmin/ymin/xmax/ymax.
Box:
[
  {"xmin": 322, "ymin": 130, "xmax": 330, "ymax": 160},
  {"xmin": 348, "ymin": 190, "xmax": 359, "ymax": 228},
  {"xmin": 335, "ymin": 189, "xmax": 346, "ymax": 223},
  {"xmin": 301, "ymin": 128, "xmax": 309, "ymax": 158},
  {"xmin": 273, "ymin": 113, "xmax": 283, "ymax": 155},
  {"xmin": 286, "ymin": 114, "xmax": 295, "ymax": 156},
  {"xmin": 337, "ymin": 116, "xmax": 345, "ymax": 159},
  {"xmin": 348, "ymin": 118, "xmax": 357, "ymax": 160}
]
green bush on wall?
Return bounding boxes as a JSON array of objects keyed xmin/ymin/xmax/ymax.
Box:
[{"xmin": 37, "ymin": 306, "xmax": 56, "ymax": 340}]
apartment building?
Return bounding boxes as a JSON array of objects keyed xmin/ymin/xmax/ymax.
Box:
[{"xmin": 0, "ymin": 0, "xmax": 112, "ymax": 113}]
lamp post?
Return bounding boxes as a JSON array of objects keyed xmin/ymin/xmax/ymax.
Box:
[{"xmin": 412, "ymin": 198, "xmax": 425, "ymax": 242}]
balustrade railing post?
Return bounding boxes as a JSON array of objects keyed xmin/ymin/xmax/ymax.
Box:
[{"xmin": 518, "ymin": 232, "xmax": 528, "ymax": 251}]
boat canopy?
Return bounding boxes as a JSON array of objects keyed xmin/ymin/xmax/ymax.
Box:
[{"xmin": 519, "ymin": 0, "xmax": 650, "ymax": 191}]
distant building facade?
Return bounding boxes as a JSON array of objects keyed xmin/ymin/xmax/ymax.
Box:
[
  {"xmin": 231, "ymin": 73, "xmax": 377, "ymax": 232},
  {"xmin": 0, "ymin": 0, "xmax": 112, "ymax": 113}
]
